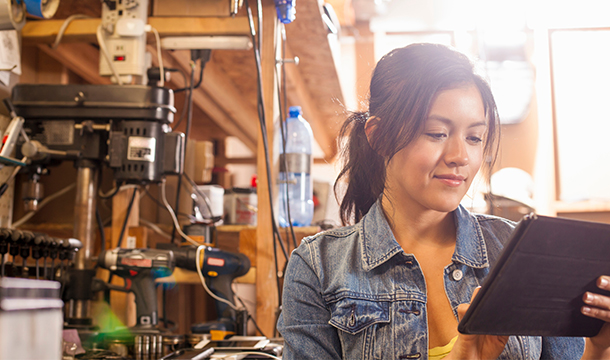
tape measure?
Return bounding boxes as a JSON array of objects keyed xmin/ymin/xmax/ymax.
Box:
[
  {"xmin": 24, "ymin": 0, "xmax": 59, "ymax": 19},
  {"xmin": 0, "ymin": 0, "xmax": 26, "ymax": 30}
]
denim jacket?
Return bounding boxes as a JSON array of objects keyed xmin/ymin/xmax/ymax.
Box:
[{"xmin": 277, "ymin": 201, "xmax": 585, "ymax": 359}]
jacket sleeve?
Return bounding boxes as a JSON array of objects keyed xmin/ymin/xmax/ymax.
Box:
[
  {"xmin": 277, "ymin": 243, "xmax": 343, "ymax": 360},
  {"xmin": 540, "ymin": 336, "xmax": 584, "ymax": 359}
]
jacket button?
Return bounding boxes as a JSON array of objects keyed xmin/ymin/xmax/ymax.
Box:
[{"xmin": 452, "ymin": 269, "xmax": 463, "ymax": 281}]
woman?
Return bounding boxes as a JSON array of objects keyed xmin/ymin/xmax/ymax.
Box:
[{"xmin": 276, "ymin": 43, "xmax": 610, "ymax": 359}]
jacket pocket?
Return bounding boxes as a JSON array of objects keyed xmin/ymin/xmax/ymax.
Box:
[{"xmin": 328, "ymin": 298, "xmax": 391, "ymax": 359}]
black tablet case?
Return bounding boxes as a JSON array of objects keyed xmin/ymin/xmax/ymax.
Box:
[{"xmin": 458, "ymin": 214, "xmax": 610, "ymax": 337}]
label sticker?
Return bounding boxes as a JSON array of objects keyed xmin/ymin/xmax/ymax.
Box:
[
  {"xmin": 127, "ymin": 136, "xmax": 156, "ymax": 162},
  {"xmin": 207, "ymin": 257, "xmax": 225, "ymax": 267}
]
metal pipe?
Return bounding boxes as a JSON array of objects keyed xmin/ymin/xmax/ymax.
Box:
[
  {"xmin": 71, "ymin": 163, "xmax": 99, "ymax": 320},
  {"xmin": 73, "ymin": 164, "xmax": 98, "ymax": 269}
]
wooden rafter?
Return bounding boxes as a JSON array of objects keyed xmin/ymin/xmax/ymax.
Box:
[{"xmin": 163, "ymin": 50, "xmax": 259, "ymax": 151}]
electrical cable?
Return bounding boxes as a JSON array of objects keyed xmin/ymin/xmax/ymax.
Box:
[
  {"xmin": 52, "ymin": 14, "xmax": 91, "ymax": 49},
  {"xmin": 245, "ymin": 0, "xmax": 289, "ymax": 261},
  {"xmin": 11, "ymin": 183, "xmax": 76, "ymax": 228},
  {"xmin": 143, "ymin": 186, "xmax": 194, "ymax": 221},
  {"xmin": 170, "ymin": 68, "xmax": 189, "ymax": 130},
  {"xmin": 98, "ymin": 182, "xmax": 123, "ymax": 199},
  {"xmin": 233, "ymin": 290, "xmax": 267, "ymax": 338},
  {"xmin": 244, "ymin": 0, "xmax": 289, "ymax": 320},
  {"xmin": 149, "ymin": 26, "xmax": 165, "ymax": 87},
  {"xmin": 219, "ymin": 352, "xmax": 280, "ymax": 360},
  {"xmin": 96, "ymin": 207, "xmax": 106, "ymax": 252},
  {"xmin": 106, "ymin": 187, "xmax": 138, "ymax": 285},
  {"xmin": 195, "ymin": 245, "xmax": 240, "ymax": 311},
  {"xmin": 275, "ymin": 21, "xmax": 298, "ymax": 250},
  {"xmin": 161, "ymin": 178, "xmax": 204, "ymax": 247},
  {"xmin": 173, "ymin": 51, "xmax": 209, "ymax": 93},
  {"xmin": 171, "ymin": 61, "xmax": 196, "ymax": 243},
  {"xmin": 182, "ymin": 172, "xmax": 216, "ymax": 221},
  {"xmin": 140, "ymin": 218, "xmax": 171, "ymax": 240},
  {"xmin": 96, "ymin": 24, "xmax": 124, "ymax": 85}
]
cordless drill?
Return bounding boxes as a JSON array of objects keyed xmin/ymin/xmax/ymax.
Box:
[
  {"xmin": 98, "ymin": 248, "xmax": 175, "ymax": 327},
  {"xmin": 173, "ymin": 246, "xmax": 251, "ymax": 336}
]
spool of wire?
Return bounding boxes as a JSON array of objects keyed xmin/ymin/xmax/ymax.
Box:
[
  {"xmin": 0, "ymin": 0, "xmax": 25, "ymax": 30},
  {"xmin": 24, "ymin": 0, "xmax": 59, "ymax": 19}
]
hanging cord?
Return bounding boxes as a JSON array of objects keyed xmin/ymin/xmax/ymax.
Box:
[
  {"xmin": 52, "ymin": 14, "xmax": 91, "ymax": 49},
  {"xmin": 275, "ymin": 21, "xmax": 298, "ymax": 250},
  {"xmin": 148, "ymin": 26, "xmax": 165, "ymax": 87},
  {"xmin": 106, "ymin": 187, "xmax": 138, "ymax": 284},
  {"xmin": 96, "ymin": 207, "xmax": 106, "ymax": 252},
  {"xmin": 244, "ymin": 0, "xmax": 290, "ymax": 336},
  {"xmin": 96, "ymin": 24, "xmax": 124, "ymax": 85},
  {"xmin": 11, "ymin": 183, "xmax": 76, "ymax": 228},
  {"xmin": 245, "ymin": 0, "xmax": 289, "ymax": 262},
  {"xmin": 161, "ymin": 178, "xmax": 206, "ymax": 247},
  {"xmin": 171, "ymin": 62, "xmax": 195, "ymax": 243}
]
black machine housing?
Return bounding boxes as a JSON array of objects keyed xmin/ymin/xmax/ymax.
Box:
[{"xmin": 11, "ymin": 84, "xmax": 184, "ymax": 183}]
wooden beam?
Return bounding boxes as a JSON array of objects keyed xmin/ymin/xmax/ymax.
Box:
[
  {"xmin": 37, "ymin": 43, "xmax": 111, "ymax": 85},
  {"xmin": 354, "ymin": 20, "xmax": 375, "ymax": 112},
  {"xmin": 111, "ymin": 188, "xmax": 140, "ymax": 327},
  {"xmin": 164, "ymin": 50, "xmax": 259, "ymax": 151},
  {"xmin": 256, "ymin": 0, "xmax": 280, "ymax": 338},
  {"xmin": 284, "ymin": 0, "xmax": 344, "ymax": 160},
  {"xmin": 284, "ymin": 44, "xmax": 336, "ymax": 160},
  {"xmin": 21, "ymin": 17, "xmax": 256, "ymax": 45}
]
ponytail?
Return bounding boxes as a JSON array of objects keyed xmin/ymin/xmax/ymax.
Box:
[{"xmin": 334, "ymin": 111, "xmax": 386, "ymax": 225}]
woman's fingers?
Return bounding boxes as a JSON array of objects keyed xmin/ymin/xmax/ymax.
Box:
[
  {"xmin": 457, "ymin": 287, "xmax": 480, "ymax": 323},
  {"xmin": 582, "ymin": 276, "xmax": 610, "ymax": 321}
]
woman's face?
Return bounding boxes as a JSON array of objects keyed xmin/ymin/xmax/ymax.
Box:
[{"xmin": 384, "ymin": 84, "xmax": 487, "ymax": 214}]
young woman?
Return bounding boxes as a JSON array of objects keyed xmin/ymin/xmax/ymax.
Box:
[{"xmin": 277, "ymin": 43, "xmax": 610, "ymax": 359}]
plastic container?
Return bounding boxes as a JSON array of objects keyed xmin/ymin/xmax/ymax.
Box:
[
  {"xmin": 192, "ymin": 185, "xmax": 224, "ymax": 222},
  {"xmin": 278, "ymin": 106, "xmax": 314, "ymax": 227},
  {"xmin": 224, "ymin": 187, "xmax": 257, "ymax": 225}
]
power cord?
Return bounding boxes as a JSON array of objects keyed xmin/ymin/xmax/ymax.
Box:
[
  {"xmin": 244, "ymin": 0, "xmax": 290, "ymax": 335},
  {"xmin": 96, "ymin": 24, "xmax": 124, "ymax": 85}
]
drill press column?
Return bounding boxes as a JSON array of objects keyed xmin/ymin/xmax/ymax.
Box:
[{"xmin": 69, "ymin": 161, "xmax": 99, "ymax": 324}]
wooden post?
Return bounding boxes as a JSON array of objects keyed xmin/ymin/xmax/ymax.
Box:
[
  {"xmin": 355, "ymin": 20, "xmax": 375, "ymax": 111},
  {"xmin": 256, "ymin": 0, "xmax": 280, "ymax": 338},
  {"xmin": 111, "ymin": 187, "xmax": 140, "ymax": 327}
]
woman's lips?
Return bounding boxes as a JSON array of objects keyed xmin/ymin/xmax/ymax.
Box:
[{"xmin": 434, "ymin": 174, "xmax": 466, "ymax": 187}]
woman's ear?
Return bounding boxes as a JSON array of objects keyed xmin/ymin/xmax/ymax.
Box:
[{"xmin": 364, "ymin": 116, "xmax": 381, "ymax": 146}]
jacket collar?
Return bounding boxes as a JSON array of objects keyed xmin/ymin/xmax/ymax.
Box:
[{"xmin": 360, "ymin": 201, "xmax": 489, "ymax": 271}]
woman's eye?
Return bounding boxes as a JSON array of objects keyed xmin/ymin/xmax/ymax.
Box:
[
  {"xmin": 426, "ymin": 133, "xmax": 447, "ymax": 140},
  {"xmin": 468, "ymin": 136, "xmax": 483, "ymax": 144}
]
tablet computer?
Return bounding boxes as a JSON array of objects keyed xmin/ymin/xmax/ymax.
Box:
[{"xmin": 458, "ymin": 213, "xmax": 610, "ymax": 337}]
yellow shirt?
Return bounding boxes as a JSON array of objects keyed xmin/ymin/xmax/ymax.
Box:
[{"xmin": 429, "ymin": 336, "xmax": 458, "ymax": 360}]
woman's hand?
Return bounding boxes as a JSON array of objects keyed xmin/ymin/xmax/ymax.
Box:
[
  {"xmin": 446, "ymin": 287, "xmax": 509, "ymax": 360},
  {"xmin": 581, "ymin": 276, "xmax": 610, "ymax": 359}
]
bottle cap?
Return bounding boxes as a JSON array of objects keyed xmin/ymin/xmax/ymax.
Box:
[{"xmin": 288, "ymin": 106, "xmax": 302, "ymax": 118}]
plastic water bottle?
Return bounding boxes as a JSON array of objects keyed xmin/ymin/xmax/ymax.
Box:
[{"xmin": 278, "ymin": 106, "xmax": 313, "ymax": 227}]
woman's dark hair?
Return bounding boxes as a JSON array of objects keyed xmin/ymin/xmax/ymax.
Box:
[{"xmin": 334, "ymin": 43, "xmax": 500, "ymax": 225}]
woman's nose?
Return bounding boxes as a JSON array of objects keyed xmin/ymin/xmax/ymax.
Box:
[{"xmin": 444, "ymin": 137, "xmax": 469, "ymax": 167}]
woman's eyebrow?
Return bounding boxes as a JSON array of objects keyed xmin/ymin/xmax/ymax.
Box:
[{"xmin": 427, "ymin": 115, "xmax": 487, "ymax": 128}]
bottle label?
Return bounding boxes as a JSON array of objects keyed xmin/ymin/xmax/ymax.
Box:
[{"xmin": 279, "ymin": 153, "xmax": 311, "ymax": 173}]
